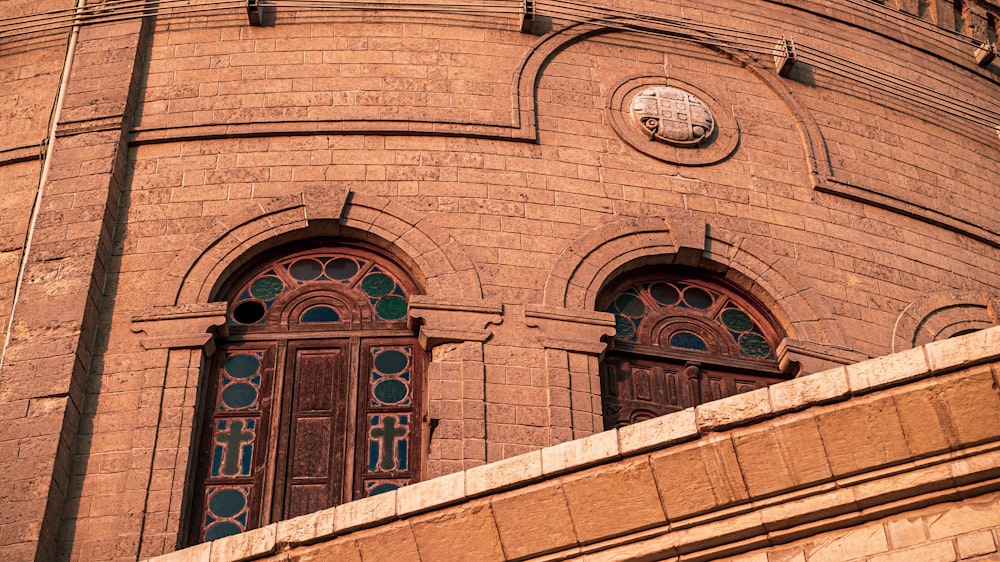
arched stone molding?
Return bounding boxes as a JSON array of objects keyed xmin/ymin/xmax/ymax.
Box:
[
  {"xmin": 129, "ymin": 187, "xmax": 499, "ymax": 553},
  {"xmin": 892, "ymin": 289, "xmax": 1000, "ymax": 352},
  {"xmin": 159, "ymin": 186, "xmax": 484, "ymax": 308},
  {"xmin": 541, "ymin": 214, "xmax": 867, "ymax": 377}
]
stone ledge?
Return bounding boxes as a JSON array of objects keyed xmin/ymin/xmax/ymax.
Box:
[{"xmin": 147, "ymin": 327, "xmax": 1000, "ymax": 561}]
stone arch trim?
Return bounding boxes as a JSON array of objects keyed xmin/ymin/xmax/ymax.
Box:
[
  {"xmin": 542, "ymin": 213, "xmax": 848, "ymax": 349},
  {"xmin": 892, "ymin": 289, "xmax": 1000, "ymax": 352},
  {"xmin": 159, "ymin": 186, "xmax": 484, "ymax": 308}
]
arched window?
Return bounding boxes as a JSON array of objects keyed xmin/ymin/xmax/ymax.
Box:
[
  {"xmin": 599, "ymin": 268, "xmax": 788, "ymax": 429},
  {"xmin": 189, "ymin": 243, "xmax": 423, "ymax": 543}
]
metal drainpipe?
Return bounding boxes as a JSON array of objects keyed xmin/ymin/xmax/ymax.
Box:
[{"xmin": 0, "ymin": 0, "xmax": 88, "ymax": 373}]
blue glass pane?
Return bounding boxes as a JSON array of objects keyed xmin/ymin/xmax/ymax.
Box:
[
  {"xmin": 221, "ymin": 383, "xmax": 257, "ymax": 410},
  {"xmin": 213, "ymin": 420, "xmax": 255, "ymax": 477},
  {"xmin": 373, "ymin": 379, "xmax": 408, "ymax": 404},
  {"xmin": 669, "ymin": 332, "xmax": 708, "ymax": 351},
  {"xmin": 369, "ymin": 482, "xmax": 399, "ymax": 496},
  {"xmin": 208, "ymin": 489, "xmax": 246, "ymax": 518},
  {"xmin": 300, "ymin": 306, "xmax": 341, "ymax": 323},
  {"xmin": 225, "ymin": 355, "xmax": 260, "ymax": 378},
  {"xmin": 374, "ymin": 350, "xmax": 408, "ymax": 374},
  {"xmin": 204, "ymin": 522, "xmax": 242, "ymax": 542}
]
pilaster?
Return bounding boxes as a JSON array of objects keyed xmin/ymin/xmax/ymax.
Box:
[{"xmin": 524, "ymin": 305, "xmax": 616, "ymax": 442}]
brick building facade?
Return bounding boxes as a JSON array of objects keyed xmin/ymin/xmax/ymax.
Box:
[{"xmin": 1, "ymin": 0, "xmax": 999, "ymax": 560}]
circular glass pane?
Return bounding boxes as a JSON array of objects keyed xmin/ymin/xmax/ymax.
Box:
[
  {"xmin": 362, "ymin": 273, "xmax": 395, "ymax": 297},
  {"xmin": 739, "ymin": 333, "xmax": 772, "ymax": 358},
  {"xmin": 373, "ymin": 379, "xmax": 408, "ymax": 404},
  {"xmin": 650, "ymin": 283, "xmax": 680, "ymax": 306},
  {"xmin": 208, "ymin": 489, "xmax": 246, "ymax": 519},
  {"xmin": 232, "ymin": 301, "xmax": 266, "ymax": 324},
  {"xmin": 288, "ymin": 259, "xmax": 323, "ymax": 281},
  {"xmin": 326, "ymin": 258, "xmax": 359, "ymax": 280},
  {"xmin": 204, "ymin": 521, "xmax": 242, "ymax": 542},
  {"xmin": 376, "ymin": 296, "xmax": 408, "ymax": 320},
  {"xmin": 300, "ymin": 306, "xmax": 341, "ymax": 323},
  {"xmin": 221, "ymin": 383, "xmax": 257, "ymax": 409},
  {"xmin": 249, "ymin": 276, "xmax": 284, "ymax": 301},
  {"xmin": 669, "ymin": 332, "xmax": 708, "ymax": 351},
  {"xmin": 374, "ymin": 350, "xmax": 408, "ymax": 374},
  {"xmin": 225, "ymin": 355, "xmax": 261, "ymax": 378},
  {"xmin": 683, "ymin": 287, "xmax": 713, "ymax": 309},
  {"xmin": 720, "ymin": 308, "xmax": 754, "ymax": 332},
  {"xmin": 614, "ymin": 294, "xmax": 646, "ymax": 317}
]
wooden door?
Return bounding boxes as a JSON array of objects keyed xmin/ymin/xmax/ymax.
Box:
[{"xmin": 275, "ymin": 340, "xmax": 352, "ymax": 520}]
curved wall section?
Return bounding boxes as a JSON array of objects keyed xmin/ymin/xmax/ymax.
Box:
[{"xmin": 0, "ymin": 0, "xmax": 998, "ymax": 559}]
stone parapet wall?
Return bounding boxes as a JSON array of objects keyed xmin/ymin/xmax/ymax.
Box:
[{"xmin": 148, "ymin": 326, "xmax": 1000, "ymax": 561}]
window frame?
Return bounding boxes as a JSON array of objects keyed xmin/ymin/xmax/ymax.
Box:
[{"xmin": 187, "ymin": 243, "xmax": 424, "ymax": 545}]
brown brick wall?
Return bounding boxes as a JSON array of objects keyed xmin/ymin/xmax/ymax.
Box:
[{"xmin": 0, "ymin": 0, "xmax": 998, "ymax": 559}]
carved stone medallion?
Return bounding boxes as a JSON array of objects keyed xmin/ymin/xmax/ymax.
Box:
[
  {"xmin": 629, "ymin": 86, "xmax": 715, "ymax": 146},
  {"xmin": 608, "ymin": 75, "xmax": 739, "ymax": 166}
]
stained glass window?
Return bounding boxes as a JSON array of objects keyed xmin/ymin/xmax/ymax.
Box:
[
  {"xmin": 599, "ymin": 269, "xmax": 788, "ymax": 429},
  {"xmin": 190, "ymin": 244, "xmax": 422, "ymax": 545}
]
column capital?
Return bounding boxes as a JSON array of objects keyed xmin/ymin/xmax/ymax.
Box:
[
  {"xmin": 408, "ymin": 296, "xmax": 503, "ymax": 349},
  {"xmin": 131, "ymin": 302, "xmax": 229, "ymax": 354}
]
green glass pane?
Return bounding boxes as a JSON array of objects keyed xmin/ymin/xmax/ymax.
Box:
[
  {"xmin": 249, "ymin": 276, "xmax": 284, "ymax": 301},
  {"xmin": 739, "ymin": 333, "xmax": 771, "ymax": 358},
  {"xmin": 362, "ymin": 273, "xmax": 395, "ymax": 297},
  {"xmin": 376, "ymin": 296, "xmax": 408, "ymax": 319},
  {"xmin": 614, "ymin": 315, "xmax": 635, "ymax": 339},
  {"xmin": 720, "ymin": 308, "xmax": 754, "ymax": 332},
  {"xmin": 614, "ymin": 293, "xmax": 646, "ymax": 317},
  {"xmin": 650, "ymin": 283, "xmax": 680, "ymax": 306}
]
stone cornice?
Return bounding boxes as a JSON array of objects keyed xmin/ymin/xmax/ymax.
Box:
[
  {"xmin": 524, "ymin": 304, "xmax": 616, "ymax": 355},
  {"xmin": 131, "ymin": 302, "xmax": 229, "ymax": 352},
  {"xmin": 407, "ymin": 296, "xmax": 503, "ymax": 349}
]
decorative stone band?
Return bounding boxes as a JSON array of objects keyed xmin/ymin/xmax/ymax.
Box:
[{"xmin": 146, "ymin": 326, "xmax": 1000, "ymax": 562}]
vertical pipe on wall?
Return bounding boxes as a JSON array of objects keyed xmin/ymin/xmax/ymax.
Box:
[{"xmin": 0, "ymin": 0, "xmax": 88, "ymax": 373}]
